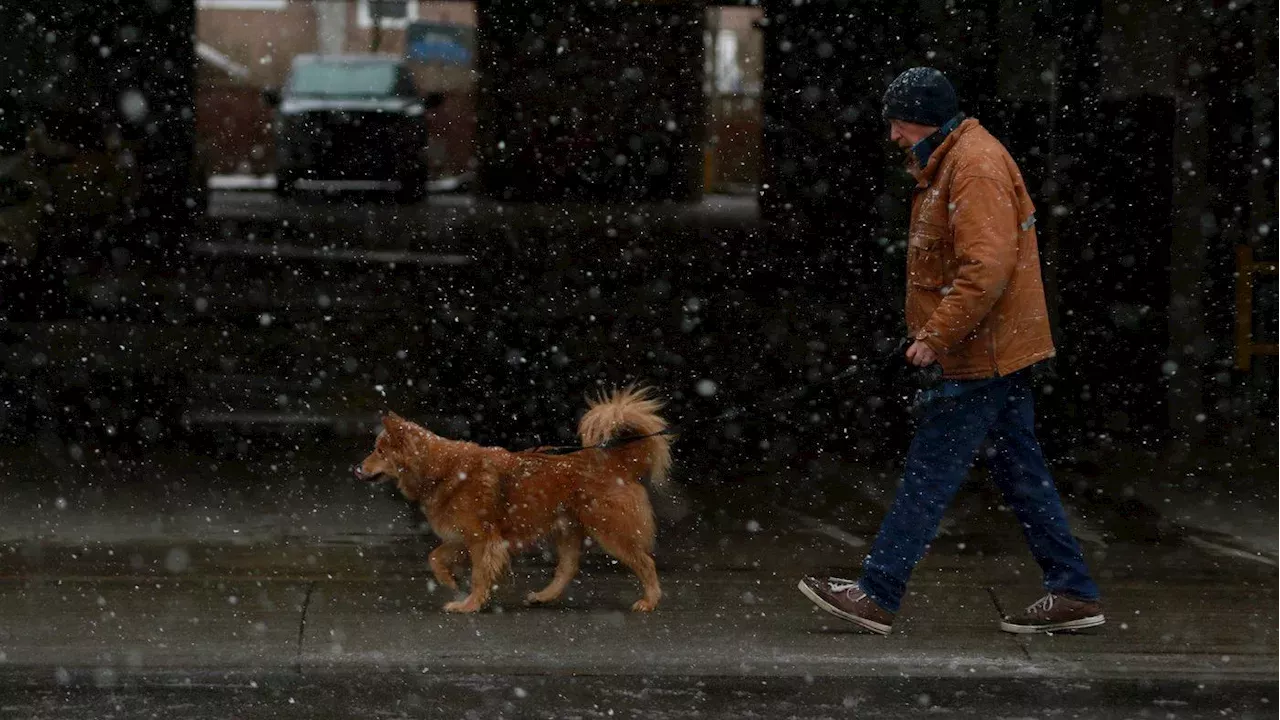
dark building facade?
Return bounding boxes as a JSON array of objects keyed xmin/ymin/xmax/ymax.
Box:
[
  {"xmin": 2, "ymin": 0, "xmax": 1275, "ymax": 463},
  {"xmin": 474, "ymin": 1, "xmax": 706, "ymax": 202}
]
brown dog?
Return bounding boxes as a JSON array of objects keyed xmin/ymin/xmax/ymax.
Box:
[{"xmin": 354, "ymin": 387, "xmax": 673, "ymax": 613}]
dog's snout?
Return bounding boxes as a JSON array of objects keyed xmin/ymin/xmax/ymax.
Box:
[{"xmin": 354, "ymin": 465, "xmax": 386, "ymax": 483}]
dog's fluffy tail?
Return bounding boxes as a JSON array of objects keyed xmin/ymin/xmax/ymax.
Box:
[{"xmin": 578, "ymin": 385, "xmax": 673, "ymax": 492}]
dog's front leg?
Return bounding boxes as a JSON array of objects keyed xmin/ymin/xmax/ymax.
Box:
[
  {"xmin": 428, "ymin": 541, "xmax": 465, "ymax": 590},
  {"xmin": 443, "ymin": 537, "xmax": 509, "ymax": 613}
]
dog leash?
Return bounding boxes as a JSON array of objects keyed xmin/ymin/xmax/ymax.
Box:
[
  {"xmin": 532, "ymin": 361, "xmax": 865, "ymax": 455},
  {"xmin": 530, "ymin": 339, "xmax": 942, "ymax": 456}
]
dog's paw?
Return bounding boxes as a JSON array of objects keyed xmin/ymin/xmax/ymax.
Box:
[
  {"xmin": 524, "ymin": 591, "xmax": 554, "ymax": 606},
  {"xmin": 443, "ymin": 599, "xmax": 482, "ymax": 613},
  {"xmin": 630, "ymin": 599, "xmax": 658, "ymax": 612}
]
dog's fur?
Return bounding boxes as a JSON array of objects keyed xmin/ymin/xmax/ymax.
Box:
[{"xmin": 355, "ymin": 387, "xmax": 673, "ymax": 613}]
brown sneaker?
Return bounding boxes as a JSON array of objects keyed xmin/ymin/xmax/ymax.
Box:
[
  {"xmin": 1000, "ymin": 593, "xmax": 1105, "ymax": 634},
  {"xmin": 797, "ymin": 576, "xmax": 894, "ymax": 635}
]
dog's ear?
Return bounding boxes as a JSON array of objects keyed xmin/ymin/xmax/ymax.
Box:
[{"xmin": 382, "ymin": 413, "xmax": 409, "ymax": 438}]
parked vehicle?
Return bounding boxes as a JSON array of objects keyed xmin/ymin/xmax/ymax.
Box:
[{"xmin": 266, "ymin": 55, "xmax": 441, "ymax": 202}]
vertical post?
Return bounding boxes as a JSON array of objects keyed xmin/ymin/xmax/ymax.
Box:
[
  {"xmin": 316, "ymin": 1, "xmax": 347, "ymax": 55},
  {"xmin": 1167, "ymin": 1, "xmax": 1211, "ymax": 447},
  {"xmin": 1246, "ymin": 0, "xmax": 1279, "ymax": 446},
  {"xmin": 370, "ymin": 0, "xmax": 383, "ymax": 53},
  {"xmin": 704, "ymin": 6, "xmax": 718, "ymax": 194},
  {"xmin": 1028, "ymin": 0, "xmax": 1101, "ymax": 447}
]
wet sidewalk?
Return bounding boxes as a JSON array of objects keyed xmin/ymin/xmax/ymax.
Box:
[{"xmin": 0, "ymin": 441, "xmax": 1275, "ymax": 689}]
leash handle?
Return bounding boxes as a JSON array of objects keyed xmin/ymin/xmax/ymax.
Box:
[{"xmin": 887, "ymin": 337, "xmax": 943, "ymax": 390}]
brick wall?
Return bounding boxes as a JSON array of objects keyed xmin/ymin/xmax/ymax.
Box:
[{"xmin": 197, "ymin": 3, "xmax": 318, "ymax": 87}]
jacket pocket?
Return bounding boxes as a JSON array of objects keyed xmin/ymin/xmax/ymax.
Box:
[{"xmin": 908, "ymin": 220, "xmax": 948, "ymax": 289}]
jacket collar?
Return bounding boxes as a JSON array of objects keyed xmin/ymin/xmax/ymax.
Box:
[{"xmin": 908, "ymin": 116, "xmax": 978, "ymax": 188}]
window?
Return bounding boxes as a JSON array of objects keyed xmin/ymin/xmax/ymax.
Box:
[
  {"xmin": 358, "ymin": 0, "xmax": 419, "ymax": 29},
  {"xmin": 196, "ymin": 0, "xmax": 287, "ymax": 9},
  {"xmin": 286, "ymin": 60, "xmax": 401, "ymax": 98}
]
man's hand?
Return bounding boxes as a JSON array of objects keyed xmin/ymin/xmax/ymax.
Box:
[{"xmin": 905, "ymin": 340, "xmax": 937, "ymax": 368}]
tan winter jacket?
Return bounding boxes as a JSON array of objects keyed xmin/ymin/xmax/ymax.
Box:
[{"xmin": 906, "ymin": 118, "xmax": 1055, "ymax": 379}]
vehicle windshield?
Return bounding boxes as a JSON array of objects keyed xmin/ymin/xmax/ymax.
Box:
[{"xmin": 287, "ymin": 61, "xmax": 400, "ymax": 97}]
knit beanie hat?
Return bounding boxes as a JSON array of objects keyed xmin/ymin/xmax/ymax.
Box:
[{"xmin": 882, "ymin": 67, "xmax": 958, "ymax": 127}]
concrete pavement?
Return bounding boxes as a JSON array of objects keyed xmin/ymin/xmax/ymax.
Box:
[
  {"xmin": 1, "ymin": 441, "xmax": 1274, "ymax": 692},
  {"xmin": 2, "ymin": 670, "xmax": 1272, "ymax": 719}
]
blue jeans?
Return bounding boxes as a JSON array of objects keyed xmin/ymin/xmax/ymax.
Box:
[{"xmin": 859, "ymin": 370, "xmax": 1100, "ymax": 613}]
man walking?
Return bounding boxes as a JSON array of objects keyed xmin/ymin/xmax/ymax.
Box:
[{"xmin": 798, "ymin": 68, "xmax": 1103, "ymax": 635}]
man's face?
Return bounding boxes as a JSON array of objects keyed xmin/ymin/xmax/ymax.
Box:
[{"xmin": 888, "ymin": 119, "xmax": 936, "ymax": 150}]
